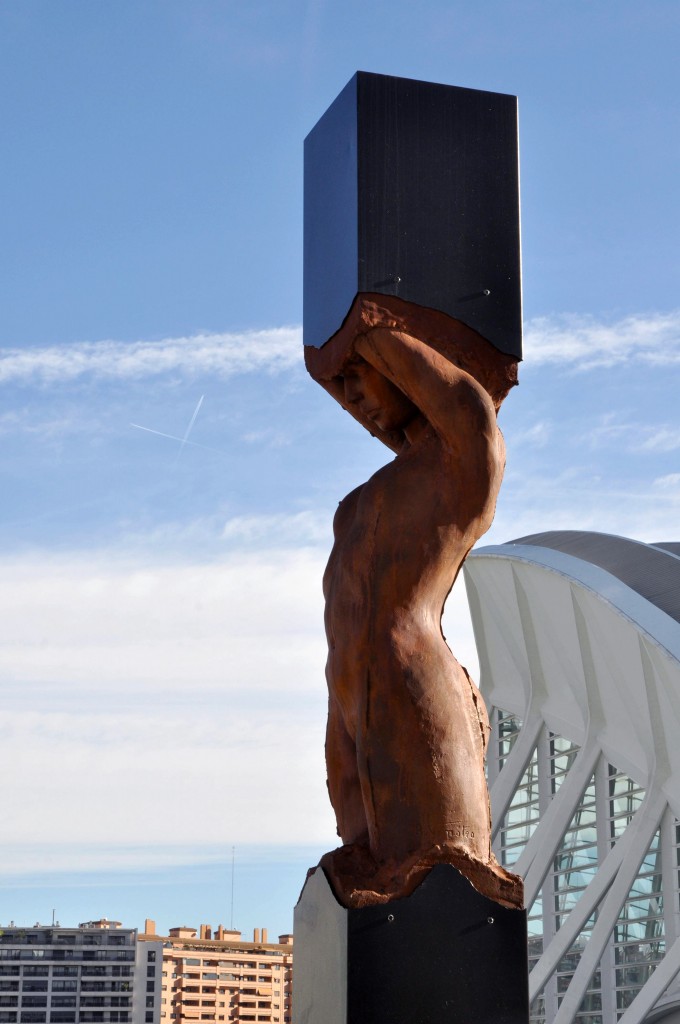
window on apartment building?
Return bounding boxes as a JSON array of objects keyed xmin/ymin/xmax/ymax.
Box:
[
  {"xmin": 147, "ymin": 983, "xmax": 155, "ymax": 993},
  {"xmin": 20, "ymin": 971, "xmax": 47, "ymax": 979},
  {"xmin": 145, "ymin": 1014, "xmax": 154, "ymax": 1023},
  {"xmin": 147, "ymin": 952, "xmax": 156, "ymax": 963},
  {"xmin": 145, "ymin": 998, "xmax": 154, "ymax": 1008},
  {"xmin": 146, "ymin": 967, "xmax": 155, "ymax": 978}
]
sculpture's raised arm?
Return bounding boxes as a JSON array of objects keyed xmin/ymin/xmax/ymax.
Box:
[{"xmin": 353, "ymin": 327, "xmax": 498, "ymax": 453}]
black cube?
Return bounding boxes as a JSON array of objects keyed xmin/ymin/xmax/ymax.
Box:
[{"xmin": 304, "ymin": 71, "xmax": 522, "ymax": 359}]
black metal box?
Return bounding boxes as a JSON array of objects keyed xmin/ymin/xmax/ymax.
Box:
[
  {"xmin": 304, "ymin": 71, "xmax": 522, "ymax": 359},
  {"xmin": 293, "ymin": 864, "xmax": 529, "ymax": 1024}
]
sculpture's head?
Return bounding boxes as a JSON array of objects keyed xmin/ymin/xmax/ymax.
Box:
[{"xmin": 342, "ymin": 357, "xmax": 418, "ymax": 434}]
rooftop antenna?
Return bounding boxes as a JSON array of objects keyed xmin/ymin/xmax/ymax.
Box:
[
  {"xmin": 52, "ymin": 910, "xmax": 56, "ymax": 927},
  {"xmin": 230, "ymin": 846, "xmax": 235, "ymax": 931}
]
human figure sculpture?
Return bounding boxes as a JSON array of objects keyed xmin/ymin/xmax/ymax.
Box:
[{"xmin": 305, "ymin": 295, "xmax": 523, "ymax": 910}]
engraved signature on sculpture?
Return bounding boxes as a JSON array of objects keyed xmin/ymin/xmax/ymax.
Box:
[{"xmin": 444, "ymin": 824, "xmax": 475, "ymax": 841}]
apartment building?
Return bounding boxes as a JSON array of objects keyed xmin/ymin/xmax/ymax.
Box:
[
  {"xmin": 0, "ymin": 919, "xmax": 159, "ymax": 1024},
  {"xmin": 139, "ymin": 922, "xmax": 292, "ymax": 1024}
]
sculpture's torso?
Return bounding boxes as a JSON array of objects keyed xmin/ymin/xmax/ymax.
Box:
[{"xmin": 323, "ymin": 422, "xmax": 504, "ymax": 869}]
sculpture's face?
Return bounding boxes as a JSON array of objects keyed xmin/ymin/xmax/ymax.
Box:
[{"xmin": 343, "ymin": 359, "xmax": 417, "ymax": 433}]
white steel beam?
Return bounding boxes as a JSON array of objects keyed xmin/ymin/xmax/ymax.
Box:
[
  {"xmin": 617, "ymin": 938, "xmax": 680, "ymax": 1024},
  {"xmin": 528, "ymin": 792, "xmax": 665, "ymax": 1003},
  {"xmin": 516, "ymin": 741, "xmax": 600, "ymax": 903},
  {"xmin": 551, "ymin": 792, "xmax": 666, "ymax": 1024},
  {"xmin": 490, "ymin": 713, "xmax": 542, "ymax": 841}
]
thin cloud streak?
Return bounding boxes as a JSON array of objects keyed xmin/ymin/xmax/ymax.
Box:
[
  {"xmin": 0, "ymin": 328, "xmax": 301, "ymax": 384},
  {"xmin": 524, "ymin": 310, "xmax": 680, "ymax": 368},
  {"xmin": 2, "ymin": 310, "xmax": 678, "ymax": 386}
]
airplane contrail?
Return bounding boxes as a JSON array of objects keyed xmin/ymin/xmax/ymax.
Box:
[
  {"xmin": 130, "ymin": 422, "xmax": 224, "ymax": 456},
  {"xmin": 131, "ymin": 396, "xmax": 225, "ymax": 458},
  {"xmin": 175, "ymin": 394, "xmax": 204, "ymax": 462}
]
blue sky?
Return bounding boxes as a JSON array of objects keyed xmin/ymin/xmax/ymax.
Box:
[{"xmin": 0, "ymin": 0, "xmax": 678, "ymax": 940}]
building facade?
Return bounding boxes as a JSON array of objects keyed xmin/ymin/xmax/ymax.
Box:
[
  {"xmin": 0, "ymin": 919, "xmax": 154, "ymax": 1024},
  {"xmin": 139, "ymin": 922, "xmax": 293, "ymax": 1024},
  {"xmin": 464, "ymin": 531, "xmax": 680, "ymax": 1024}
]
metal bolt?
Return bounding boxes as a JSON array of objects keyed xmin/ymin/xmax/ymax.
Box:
[
  {"xmin": 387, "ymin": 914, "xmax": 395, "ymax": 923},
  {"xmin": 487, "ymin": 917, "xmax": 494, "ymax": 925},
  {"xmin": 483, "ymin": 288, "xmax": 491, "ymax": 296}
]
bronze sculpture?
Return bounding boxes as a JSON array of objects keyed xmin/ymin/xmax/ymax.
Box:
[{"xmin": 305, "ymin": 294, "xmax": 524, "ymax": 911}]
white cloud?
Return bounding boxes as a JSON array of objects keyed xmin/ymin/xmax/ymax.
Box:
[
  {"xmin": 507, "ymin": 420, "xmax": 552, "ymax": 448},
  {"xmin": 488, "ymin": 467, "xmax": 680, "ymax": 548},
  {"xmin": 524, "ymin": 309, "xmax": 680, "ymax": 368},
  {"xmin": 221, "ymin": 510, "xmax": 331, "ymax": 546},
  {"xmin": 2, "ymin": 310, "xmax": 677, "ymax": 386},
  {"xmin": 0, "ymin": 702, "xmax": 334, "ymax": 851},
  {"xmin": 0, "ymin": 328, "xmax": 302, "ymax": 384},
  {"xmin": 0, "ymin": 533, "xmax": 479, "ymax": 864},
  {"xmin": 241, "ymin": 427, "xmax": 292, "ymax": 448},
  {"xmin": 654, "ymin": 473, "xmax": 680, "ymax": 490},
  {"xmin": 0, "ymin": 541, "xmax": 336, "ymax": 857},
  {"xmin": 636, "ymin": 427, "xmax": 680, "ymax": 452},
  {"xmin": 0, "ymin": 546, "xmax": 327, "ymax": 692}
]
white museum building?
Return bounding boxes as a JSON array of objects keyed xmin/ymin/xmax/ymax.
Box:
[{"xmin": 464, "ymin": 531, "xmax": 680, "ymax": 1024}]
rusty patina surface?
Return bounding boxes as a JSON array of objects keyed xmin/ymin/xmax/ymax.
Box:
[{"xmin": 306, "ymin": 295, "xmax": 523, "ymax": 910}]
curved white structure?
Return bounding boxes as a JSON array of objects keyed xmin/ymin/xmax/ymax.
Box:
[{"xmin": 464, "ymin": 532, "xmax": 680, "ymax": 1024}]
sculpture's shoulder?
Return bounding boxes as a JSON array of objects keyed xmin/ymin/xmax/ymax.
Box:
[{"xmin": 332, "ymin": 483, "xmax": 365, "ymax": 539}]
